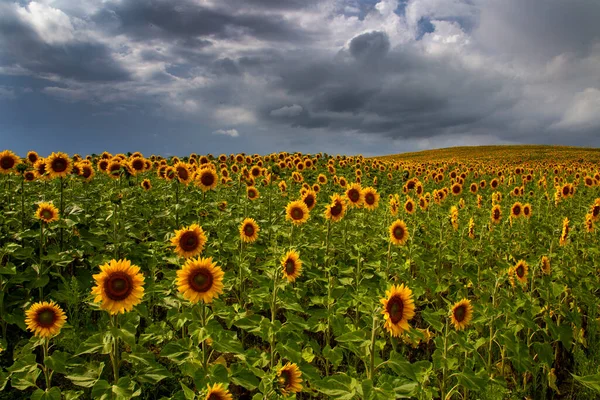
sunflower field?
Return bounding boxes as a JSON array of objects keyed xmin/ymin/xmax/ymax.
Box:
[{"xmin": 1, "ymin": 146, "xmax": 600, "ymax": 399}]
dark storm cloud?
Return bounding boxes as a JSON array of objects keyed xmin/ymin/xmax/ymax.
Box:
[
  {"xmin": 0, "ymin": 4, "xmax": 129, "ymax": 82},
  {"xmin": 95, "ymin": 0, "xmax": 315, "ymax": 43}
]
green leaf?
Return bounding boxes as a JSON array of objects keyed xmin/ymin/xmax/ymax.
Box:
[
  {"xmin": 421, "ymin": 308, "xmax": 444, "ymax": 332},
  {"xmin": 572, "ymin": 373, "xmax": 600, "ymax": 394},
  {"xmin": 312, "ymin": 374, "xmax": 357, "ymax": 399},
  {"xmin": 323, "ymin": 345, "xmax": 344, "ymax": 367},
  {"xmin": 65, "ymin": 361, "xmax": 104, "ymax": 388},
  {"xmin": 180, "ymin": 382, "xmax": 196, "ymax": 400},
  {"xmin": 76, "ymin": 332, "xmax": 112, "ymax": 355},
  {"xmin": 45, "ymin": 351, "xmax": 71, "ymax": 374},
  {"xmin": 230, "ymin": 367, "xmax": 260, "ymax": 391},
  {"xmin": 160, "ymin": 339, "xmax": 192, "ymax": 364},
  {"xmin": 454, "ymin": 370, "xmax": 489, "ymax": 391},
  {"xmin": 31, "ymin": 387, "xmax": 62, "ymax": 400}
]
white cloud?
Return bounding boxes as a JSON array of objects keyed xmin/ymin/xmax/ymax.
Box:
[
  {"xmin": 16, "ymin": 2, "xmax": 75, "ymax": 44},
  {"xmin": 270, "ymin": 104, "xmax": 303, "ymax": 117},
  {"xmin": 213, "ymin": 128, "xmax": 240, "ymax": 137},
  {"xmin": 553, "ymin": 88, "xmax": 600, "ymax": 129},
  {"xmin": 42, "ymin": 86, "xmax": 87, "ymax": 101}
]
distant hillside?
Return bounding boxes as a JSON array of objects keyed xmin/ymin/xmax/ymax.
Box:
[{"xmin": 373, "ymin": 145, "xmax": 600, "ymax": 163}]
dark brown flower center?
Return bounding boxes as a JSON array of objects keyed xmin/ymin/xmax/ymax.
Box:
[
  {"xmin": 41, "ymin": 209, "xmax": 53, "ymax": 220},
  {"xmin": 524, "ymin": 207, "xmax": 530, "ymax": 215},
  {"xmin": 99, "ymin": 160, "xmax": 108, "ymax": 171},
  {"xmin": 291, "ymin": 207, "xmax": 304, "ymax": 220},
  {"xmin": 37, "ymin": 308, "xmax": 57, "ymax": 327},
  {"xmin": 393, "ymin": 226, "xmax": 405, "ymax": 240},
  {"xmin": 406, "ymin": 202, "xmax": 413, "ymax": 212},
  {"xmin": 207, "ymin": 393, "xmax": 224, "ymax": 400},
  {"xmin": 201, "ymin": 172, "xmax": 215, "ymax": 186},
  {"xmin": 285, "ymin": 259, "xmax": 296, "ymax": 275},
  {"xmin": 1, "ymin": 156, "xmax": 15, "ymax": 170},
  {"xmin": 516, "ymin": 265, "xmax": 525, "ymax": 278},
  {"xmin": 593, "ymin": 206, "xmax": 600, "ymax": 217},
  {"xmin": 387, "ymin": 296, "xmax": 404, "ymax": 324},
  {"xmin": 348, "ymin": 189, "xmax": 360, "ymax": 202},
  {"xmin": 248, "ymin": 189, "xmax": 257, "ymax": 198},
  {"xmin": 105, "ymin": 272, "xmax": 133, "ymax": 301},
  {"xmin": 188, "ymin": 268, "xmax": 213, "ymax": 292},
  {"xmin": 244, "ymin": 223, "xmax": 255, "ymax": 237},
  {"xmin": 453, "ymin": 185, "xmax": 460, "ymax": 194},
  {"xmin": 28, "ymin": 154, "xmax": 38, "ymax": 163},
  {"xmin": 513, "ymin": 205, "xmax": 521, "ymax": 215},
  {"xmin": 330, "ymin": 202, "xmax": 342, "ymax": 217},
  {"xmin": 51, "ymin": 158, "xmax": 68, "ymax": 173},
  {"xmin": 493, "ymin": 209, "xmax": 500, "ymax": 219},
  {"xmin": 365, "ymin": 193, "xmax": 375, "ymax": 205},
  {"xmin": 25, "ymin": 172, "xmax": 35, "ymax": 181},
  {"xmin": 453, "ymin": 305, "xmax": 466, "ymax": 322},
  {"xmin": 177, "ymin": 167, "xmax": 189, "ymax": 181},
  {"xmin": 303, "ymin": 195, "xmax": 315, "ymax": 209},
  {"xmin": 179, "ymin": 231, "xmax": 200, "ymax": 251},
  {"xmin": 132, "ymin": 159, "xmax": 145, "ymax": 171}
]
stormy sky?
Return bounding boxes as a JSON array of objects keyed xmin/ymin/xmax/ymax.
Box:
[{"xmin": 1, "ymin": 0, "xmax": 599, "ymax": 157}]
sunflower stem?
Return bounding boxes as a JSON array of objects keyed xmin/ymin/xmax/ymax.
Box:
[
  {"xmin": 59, "ymin": 177, "xmax": 64, "ymax": 251},
  {"xmin": 441, "ymin": 319, "xmax": 449, "ymax": 399},
  {"xmin": 175, "ymin": 181, "xmax": 180, "ymax": 228},
  {"xmin": 325, "ymin": 220, "xmax": 332, "ymax": 376},
  {"xmin": 110, "ymin": 314, "xmax": 120, "ymax": 384},
  {"xmin": 20, "ymin": 176, "xmax": 25, "ymax": 232},
  {"xmin": 39, "ymin": 222, "xmax": 44, "ymax": 301},
  {"xmin": 201, "ymin": 302, "xmax": 208, "ymax": 374},
  {"xmin": 368, "ymin": 309, "xmax": 378, "ymax": 380},
  {"xmin": 270, "ymin": 260, "xmax": 279, "ymax": 370}
]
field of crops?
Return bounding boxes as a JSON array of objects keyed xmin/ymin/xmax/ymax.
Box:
[{"xmin": 1, "ymin": 146, "xmax": 600, "ymax": 399}]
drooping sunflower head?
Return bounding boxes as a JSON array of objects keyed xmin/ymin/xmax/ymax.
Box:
[
  {"xmin": 559, "ymin": 217, "xmax": 570, "ymax": 246},
  {"xmin": 0, "ymin": 150, "xmax": 19, "ymax": 174},
  {"xmin": 35, "ymin": 202, "xmax": 59, "ymax": 223},
  {"xmin": 240, "ymin": 218, "xmax": 260, "ymax": 243},
  {"xmin": 281, "ymin": 250, "xmax": 302, "ymax": 282},
  {"xmin": 541, "ymin": 256, "xmax": 551, "ymax": 275},
  {"xmin": 25, "ymin": 300, "xmax": 67, "ymax": 338},
  {"xmin": 380, "ymin": 283, "xmax": 415, "ymax": 337},
  {"xmin": 204, "ymin": 383, "xmax": 233, "ymax": 400},
  {"xmin": 176, "ymin": 257, "xmax": 224, "ymax": 304},
  {"xmin": 362, "ymin": 187, "xmax": 380, "ymax": 210},
  {"xmin": 141, "ymin": 179, "xmax": 152, "ymax": 191},
  {"xmin": 514, "ymin": 260, "xmax": 528, "ymax": 284},
  {"xmin": 46, "ymin": 152, "xmax": 73, "ymax": 179},
  {"xmin": 171, "ymin": 224, "xmax": 207, "ymax": 258},
  {"xmin": 285, "ymin": 200, "xmax": 310, "ymax": 226},
  {"xmin": 196, "ymin": 168, "xmax": 219, "ymax": 192},
  {"xmin": 389, "ymin": 219, "xmax": 409, "ymax": 246},
  {"xmin": 277, "ymin": 362, "xmax": 303, "ymax": 396},
  {"xmin": 325, "ymin": 194, "xmax": 346, "ymax": 222},
  {"xmin": 450, "ymin": 299, "xmax": 473, "ymax": 331},
  {"xmin": 345, "ymin": 183, "xmax": 364, "ymax": 207},
  {"xmin": 490, "ymin": 204, "xmax": 502, "ymax": 224},
  {"xmin": 302, "ymin": 189, "xmax": 317, "ymax": 211},
  {"xmin": 91, "ymin": 259, "xmax": 145, "ymax": 314}
]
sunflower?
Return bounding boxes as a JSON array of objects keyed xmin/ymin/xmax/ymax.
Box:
[
  {"xmin": 389, "ymin": 219, "xmax": 409, "ymax": 246},
  {"xmin": 174, "ymin": 162, "xmax": 192, "ymax": 185},
  {"xmin": 107, "ymin": 160, "xmax": 122, "ymax": 179},
  {"xmin": 325, "ymin": 194, "xmax": 346, "ymax": 222},
  {"xmin": 510, "ymin": 202, "xmax": 523, "ymax": 218},
  {"xmin": 240, "ymin": 218, "xmax": 260, "ymax": 243},
  {"xmin": 450, "ymin": 299, "xmax": 473, "ymax": 330},
  {"xmin": 25, "ymin": 301, "xmax": 67, "ymax": 338},
  {"xmin": 345, "ymin": 183, "xmax": 364, "ymax": 207},
  {"xmin": 589, "ymin": 200, "xmax": 600, "ymax": 222},
  {"xmin": 0, "ymin": 150, "xmax": 19, "ymax": 174},
  {"xmin": 302, "ymin": 190, "xmax": 317, "ymax": 211},
  {"xmin": 490, "ymin": 204, "xmax": 502, "ymax": 224},
  {"xmin": 469, "ymin": 183, "xmax": 478, "ymax": 194},
  {"xmin": 176, "ymin": 257, "xmax": 224, "ymax": 304},
  {"xmin": 278, "ymin": 180, "xmax": 287, "ymax": 193},
  {"xmin": 35, "ymin": 202, "xmax": 59, "ymax": 223},
  {"xmin": 450, "ymin": 206, "xmax": 459, "ymax": 231},
  {"xmin": 523, "ymin": 203, "xmax": 532, "ymax": 219},
  {"xmin": 281, "ymin": 250, "xmax": 302, "ymax": 282},
  {"xmin": 171, "ymin": 224, "xmax": 207, "ymax": 258},
  {"xmin": 195, "ymin": 168, "xmax": 218, "ymax": 192},
  {"xmin": 451, "ymin": 183, "xmax": 462, "ymax": 196},
  {"xmin": 80, "ymin": 164, "xmax": 94, "ymax": 181},
  {"xmin": 91, "ymin": 259, "xmax": 145, "ymax": 314},
  {"xmin": 404, "ymin": 197, "xmax": 416, "ymax": 214},
  {"xmin": 204, "ymin": 383, "xmax": 233, "ymax": 400},
  {"xmin": 247, "ymin": 186, "xmax": 259, "ymax": 200},
  {"xmin": 278, "ymin": 362, "xmax": 303, "ymax": 396},
  {"xmin": 362, "ymin": 187, "xmax": 380, "ymax": 210},
  {"xmin": 468, "ymin": 217, "xmax": 475, "ymax": 239},
  {"xmin": 389, "ymin": 196, "xmax": 399, "ymax": 216},
  {"xmin": 24, "ymin": 171, "xmax": 36, "ymax": 182},
  {"xmin": 318, "ymin": 174, "xmax": 328, "ymax": 184},
  {"xmin": 128, "ymin": 157, "xmax": 146, "ymax": 175},
  {"xmin": 541, "ymin": 256, "xmax": 551, "ymax": 275},
  {"xmin": 141, "ymin": 179, "xmax": 152, "ymax": 191},
  {"xmin": 285, "ymin": 200, "xmax": 310, "ymax": 226},
  {"xmin": 380, "ymin": 284, "xmax": 415, "ymax": 337},
  {"xmin": 217, "ymin": 201, "xmax": 228, "ymax": 211},
  {"xmin": 46, "ymin": 152, "xmax": 72, "ymax": 179},
  {"xmin": 559, "ymin": 217, "xmax": 569, "ymax": 246},
  {"xmin": 513, "ymin": 260, "xmax": 529, "ymax": 285},
  {"xmin": 26, "ymin": 151, "xmax": 39, "ymax": 165}
]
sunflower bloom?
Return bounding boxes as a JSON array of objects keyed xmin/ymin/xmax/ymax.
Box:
[
  {"xmin": 450, "ymin": 299, "xmax": 473, "ymax": 330},
  {"xmin": 176, "ymin": 257, "xmax": 224, "ymax": 304},
  {"xmin": 490, "ymin": 205, "xmax": 502, "ymax": 224},
  {"xmin": 36, "ymin": 202, "xmax": 59, "ymax": 223},
  {"xmin": 468, "ymin": 218, "xmax": 475, "ymax": 239},
  {"xmin": 325, "ymin": 194, "xmax": 346, "ymax": 222},
  {"xmin": 380, "ymin": 284, "xmax": 415, "ymax": 336},
  {"xmin": 345, "ymin": 183, "xmax": 364, "ymax": 208},
  {"xmin": 513, "ymin": 260, "xmax": 529, "ymax": 285},
  {"xmin": 389, "ymin": 219, "xmax": 409, "ymax": 246},
  {"xmin": 196, "ymin": 168, "xmax": 219, "ymax": 192},
  {"xmin": 559, "ymin": 217, "xmax": 569, "ymax": 246},
  {"xmin": 281, "ymin": 250, "xmax": 302, "ymax": 282},
  {"xmin": 46, "ymin": 152, "xmax": 72, "ymax": 179},
  {"xmin": 541, "ymin": 256, "xmax": 551, "ymax": 275},
  {"xmin": 302, "ymin": 189, "xmax": 317, "ymax": 211},
  {"xmin": 171, "ymin": 224, "xmax": 207, "ymax": 258},
  {"xmin": 278, "ymin": 362, "xmax": 303, "ymax": 396},
  {"xmin": 240, "ymin": 218, "xmax": 259, "ymax": 243},
  {"xmin": 285, "ymin": 200, "xmax": 310, "ymax": 226},
  {"xmin": 510, "ymin": 202, "xmax": 523, "ymax": 219},
  {"xmin": 25, "ymin": 301, "xmax": 67, "ymax": 338},
  {"xmin": 204, "ymin": 383, "xmax": 232, "ymax": 400},
  {"xmin": 0, "ymin": 150, "xmax": 19, "ymax": 174},
  {"xmin": 141, "ymin": 179, "xmax": 152, "ymax": 191},
  {"xmin": 91, "ymin": 259, "xmax": 145, "ymax": 314},
  {"xmin": 362, "ymin": 187, "xmax": 380, "ymax": 210}
]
